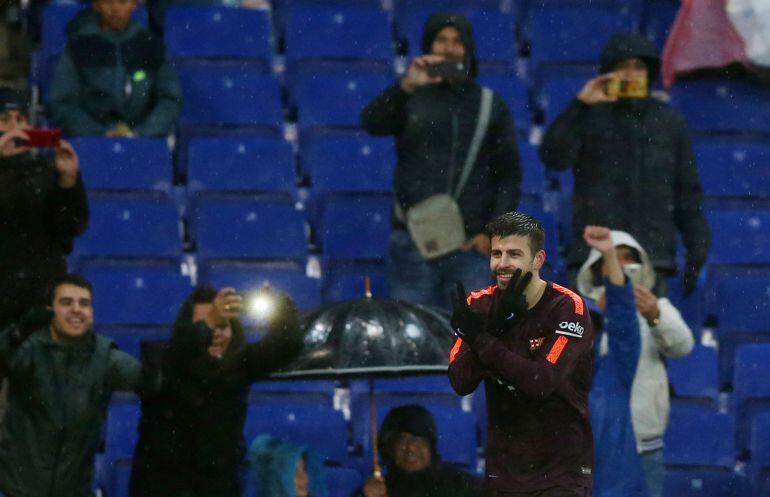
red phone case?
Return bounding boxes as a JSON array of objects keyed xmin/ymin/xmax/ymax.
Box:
[{"xmin": 25, "ymin": 128, "xmax": 62, "ymax": 148}]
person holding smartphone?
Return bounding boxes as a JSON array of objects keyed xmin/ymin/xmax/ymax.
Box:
[
  {"xmin": 539, "ymin": 33, "xmax": 711, "ymax": 299},
  {"xmin": 576, "ymin": 227, "xmax": 694, "ymax": 497},
  {"xmin": 129, "ymin": 286, "xmax": 304, "ymax": 497},
  {"xmin": 0, "ymin": 87, "xmax": 88, "ymax": 331},
  {"xmin": 361, "ymin": 12, "xmax": 522, "ymax": 309}
]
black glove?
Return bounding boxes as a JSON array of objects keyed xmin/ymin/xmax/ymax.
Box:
[
  {"xmin": 450, "ymin": 281, "xmax": 485, "ymax": 345},
  {"xmin": 9, "ymin": 306, "xmax": 53, "ymax": 346},
  {"xmin": 488, "ymin": 268, "xmax": 532, "ymax": 333},
  {"xmin": 682, "ymin": 262, "xmax": 702, "ymax": 297}
]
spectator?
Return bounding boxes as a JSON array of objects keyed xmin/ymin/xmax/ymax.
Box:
[
  {"xmin": 50, "ymin": 0, "xmax": 182, "ymax": 137},
  {"xmin": 582, "ymin": 226, "xmax": 647, "ymax": 497},
  {"xmin": 249, "ymin": 434, "xmax": 328, "ymax": 497},
  {"xmin": 539, "ymin": 32, "xmax": 711, "ymax": 297},
  {"xmin": 129, "ymin": 286, "xmax": 305, "ymax": 497},
  {"xmin": 577, "ymin": 229, "xmax": 694, "ymax": 497},
  {"xmin": 448, "ymin": 211, "xmax": 595, "ymax": 496},
  {"xmin": 355, "ymin": 404, "xmax": 481, "ymax": 497},
  {"xmin": 361, "ymin": 12, "xmax": 522, "ymax": 308},
  {"xmin": 0, "ymin": 88, "xmax": 88, "ymax": 330},
  {"xmin": 0, "ymin": 274, "xmax": 142, "ymax": 497}
]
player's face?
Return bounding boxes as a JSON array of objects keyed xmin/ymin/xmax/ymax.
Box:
[
  {"xmin": 192, "ymin": 303, "xmax": 232, "ymax": 357},
  {"xmin": 50, "ymin": 284, "xmax": 94, "ymax": 340},
  {"xmin": 490, "ymin": 235, "xmax": 544, "ymax": 289},
  {"xmin": 392, "ymin": 433, "xmax": 432, "ymax": 473},
  {"xmin": 431, "ymin": 26, "xmax": 465, "ymax": 61}
]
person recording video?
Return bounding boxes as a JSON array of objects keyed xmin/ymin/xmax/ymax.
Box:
[
  {"xmin": 360, "ymin": 12, "xmax": 522, "ymax": 309},
  {"xmin": 0, "ymin": 88, "xmax": 88, "ymax": 331},
  {"xmin": 129, "ymin": 285, "xmax": 304, "ymax": 497},
  {"xmin": 539, "ymin": 33, "xmax": 710, "ymax": 298}
]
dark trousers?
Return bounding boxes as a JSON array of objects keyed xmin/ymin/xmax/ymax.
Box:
[{"xmin": 489, "ymin": 486, "xmax": 591, "ymax": 497}]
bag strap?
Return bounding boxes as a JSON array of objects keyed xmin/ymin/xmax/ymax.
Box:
[{"xmin": 453, "ymin": 86, "xmax": 493, "ymax": 200}]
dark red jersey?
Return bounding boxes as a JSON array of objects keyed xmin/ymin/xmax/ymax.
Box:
[{"xmin": 448, "ymin": 282, "xmax": 595, "ymax": 493}]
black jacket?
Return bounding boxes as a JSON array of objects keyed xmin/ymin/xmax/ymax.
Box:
[
  {"xmin": 0, "ymin": 152, "xmax": 89, "ymax": 329},
  {"xmin": 129, "ymin": 301, "xmax": 304, "ymax": 497},
  {"xmin": 360, "ymin": 13, "xmax": 521, "ymax": 238},
  {"xmin": 352, "ymin": 464, "xmax": 482, "ymax": 497},
  {"xmin": 539, "ymin": 34, "xmax": 710, "ymax": 273}
]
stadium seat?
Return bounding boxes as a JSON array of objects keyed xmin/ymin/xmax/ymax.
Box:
[
  {"xmin": 663, "ymin": 469, "xmax": 749, "ymax": 497},
  {"xmin": 291, "ymin": 61, "xmax": 393, "ymax": 129},
  {"xmin": 243, "ymin": 403, "xmax": 348, "ymax": 464},
  {"xmin": 326, "ymin": 467, "xmax": 363, "ymax": 497},
  {"xmin": 284, "ymin": 4, "xmax": 393, "ymax": 62},
  {"xmin": 177, "ymin": 61, "xmax": 283, "ymax": 128},
  {"xmin": 202, "ymin": 261, "xmax": 321, "ymax": 312},
  {"xmin": 321, "ymin": 260, "xmax": 387, "ymax": 303},
  {"xmin": 187, "ymin": 136, "xmax": 296, "ymax": 194},
  {"xmin": 694, "ymin": 138, "xmax": 770, "ymax": 198},
  {"xmin": 734, "ymin": 344, "xmax": 770, "ymax": 410},
  {"xmin": 749, "ymin": 411, "xmax": 770, "ymax": 482},
  {"xmin": 81, "ymin": 260, "xmax": 192, "ymax": 325},
  {"xmin": 250, "ymin": 379, "xmax": 337, "ymax": 406},
  {"xmin": 98, "ymin": 327, "xmax": 169, "ymax": 358},
  {"xmin": 664, "ymin": 403, "xmax": 735, "ymax": 467},
  {"xmin": 73, "ymin": 193, "xmax": 182, "ymax": 259},
  {"xmin": 514, "ymin": 136, "xmax": 547, "ymax": 196},
  {"xmin": 164, "ymin": 6, "xmax": 273, "ymax": 62},
  {"xmin": 71, "ymin": 138, "xmax": 172, "ymax": 192},
  {"xmin": 526, "ymin": 6, "xmax": 635, "ymax": 69},
  {"xmin": 667, "ymin": 345, "xmax": 719, "ymax": 401},
  {"xmin": 669, "ymin": 79, "xmax": 770, "ymax": 134},
  {"xmin": 105, "ymin": 393, "xmax": 141, "ymax": 459},
  {"xmin": 641, "ymin": 0, "xmax": 680, "ymax": 52},
  {"xmin": 317, "ymin": 195, "xmax": 391, "ymax": 260},
  {"xmin": 477, "ymin": 65, "xmax": 532, "ymax": 131},
  {"xmin": 705, "ymin": 205, "xmax": 770, "ymax": 265},
  {"xmin": 535, "ymin": 64, "xmax": 597, "ymax": 124},
  {"xmin": 194, "ymin": 196, "xmax": 307, "ymax": 261},
  {"xmin": 300, "ymin": 130, "xmax": 394, "ymax": 194},
  {"xmin": 707, "ymin": 266, "xmax": 770, "ymax": 334},
  {"xmin": 401, "ymin": 8, "xmax": 516, "ymax": 64},
  {"xmin": 105, "ymin": 458, "xmax": 132, "ymax": 497}
]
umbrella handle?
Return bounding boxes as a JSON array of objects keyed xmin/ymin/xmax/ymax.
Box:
[{"xmin": 370, "ymin": 379, "xmax": 382, "ymax": 477}]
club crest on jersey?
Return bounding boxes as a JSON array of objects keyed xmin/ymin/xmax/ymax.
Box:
[
  {"xmin": 529, "ymin": 337, "xmax": 546, "ymax": 351},
  {"xmin": 556, "ymin": 321, "xmax": 584, "ymax": 338}
]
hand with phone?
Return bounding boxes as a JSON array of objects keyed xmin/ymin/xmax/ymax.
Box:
[
  {"xmin": 399, "ymin": 55, "xmax": 448, "ymax": 93},
  {"xmin": 55, "ymin": 140, "xmax": 79, "ymax": 188},
  {"xmin": 0, "ymin": 129, "xmax": 31, "ymax": 157},
  {"xmin": 577, "ymin": 73, "xmax": 621, "ymax": 105},
  {"xmin": 204, "ymin": 287, "xmax": 244, "ymax": 329}
]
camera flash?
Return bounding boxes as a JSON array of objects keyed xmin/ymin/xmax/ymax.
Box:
[{"xmin": 248, "ymin": 294, "xmax": 274, "ymax": 318}]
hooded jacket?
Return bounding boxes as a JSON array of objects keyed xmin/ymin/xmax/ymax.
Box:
[
  {"xmin": 0, "ymin": 326, "xmax": 140, "ymax": 497},
  {"xmin": 129, "ymin": 295, "xmax": 304, "ymax": 497},
  {"xmin": 49, "ymin": 10, "xmax": 181, "ymax": 137},
  {"xmin": 0, "ymin": 152, "xmax": 88, "ymax": 329},
  {"xmin": 578, "ymin": 231, "xmax": 694, "ymax": 452},
  {"xmin": 539, "ymin": 33, "xmax": 711, "ymax": 275},
  {"xmin": 352, "ymin": 404, "xmax": 482, "ymax": 497},
  {"xmin": 249, "ymin": 434, "xmax": 328, "ymax": 497},
  {"xmin": 361, "ymin": 12, "xmax": 521, "ymax": 238}
]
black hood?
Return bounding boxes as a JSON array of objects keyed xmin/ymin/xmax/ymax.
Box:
[
  {"xmin": 421, "ymin": 12, "xmax": 478, "ymax": 79},
  {"xmin": 378, "ymin": 404, "xmax": 439, "ymax": 468},
  {"xmin": 599, "ymin": 33, "xmax": 660, "ymax": 81}
]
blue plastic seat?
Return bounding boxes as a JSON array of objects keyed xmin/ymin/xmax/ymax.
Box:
[
  {"xmin": 243, "ymin": 403, "xmax": 348, "ymax": 464},
  {"xmin": 291, "ymin": 61, "xmax": 393, "ymax": 129},
  {"xmin": 708, "ymin": 267, "xmax": 770, "ymax": 334},
  {"xmin": 322, "ymin": 260, "xmax": 387, "ymax": 303},
  {"xmin": 694, "ymin": 139, "xmax": 770, "ymax": 198},
  {"xmin": 187, "ymin": 136, "xmax": 296, "ymax": 194},
  {"xmin": 250, "ymin": 379, "xmax": 337, "ymax": 406},
  {"xmin": 401, "ymin": 8, "xmax": 516, "ymax": 64},
  {"xmin": 177, "ymin": 61, "xmax": 282, "ymax": 128},
  {"xmin": 663, "ymin": 469, "xmax": 748, "ymax": 497},
  {"xmin": 535, "ymin": 64, "xmax": 596, "ymax": 124},
  {"xmin": 105, "ymin": 393, "xmax": 141, "ymax": 459},
  {"xmin": 81, "ymin": 260, "xmax": 192, "ymax": 325},
  {"xmin": 300, "ymin": 130, "xmax": 394, "ymax": 194},
  {"xmin": 194, "ymin": 196, "xmax": 307, "ymax": 261},
  {"xmin": 705, "ymin": 205, "xmax": 770, "ymax": 264},
  {"xmin": 749, "ymin": 411, "xmax": 770, "ymax": 482},
  {"xmin": 526, "ymin": 6, "xmax": 635, "ymax": 69},
  {"xmin": 71, "ymin": 138, "xmax": 172, "ymax": 192},
  {"xmin": 664, "ymin": 403, "xmax": 736, "ymax": 467},
  {"xmin": 285, "ymin": 4, "xmax": 393, "ymax": 62},
  {"xmin": 640, "ymin": 0, "xmax": 680, "ymax": 51},
  {"xmin": 105, "ymin": 459, "xmax": 132, "ymax": 497},
  {"xmin": 74, "ymin": 193, "xmax": 181, "ymax": 259},
  {"xmin": 734, "ymin": 344, "xmax": 770, "ymax": 409},
  {"xmin": 98, "ymin": 327, "xmax": 169, "ymax": 358},
  {"xmin": 318, "ymin": 195, "xmax": 391, "ymax": 260},
  {"xmin": 667, "ymin": 345, "xmax": 719, "ymax": 401},
  {"xmin": 515, "ymin": 136, "xmax": 547, "ymax": 196},
  {"xmin": 326, "ymin": 467, "xmax": 363, "ymax": 497},
  {"xmin": 164, "ymin": 6, "xmax": 273, "ymax": 62},
  {"xmin": 202, "ymin": 261, "xmax": 321, "ymax": 311},
  {"xmin": 477, "ymin": 65, "xmax": 531, "ymax": 131},
  {"xmin": 669, "ymin": 79, "xmax": 770, "ymax": 134}
]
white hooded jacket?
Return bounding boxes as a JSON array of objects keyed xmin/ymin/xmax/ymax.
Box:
[{"xmin": 577, "ymin": 230, "xmax": 695, "ymax": 453}]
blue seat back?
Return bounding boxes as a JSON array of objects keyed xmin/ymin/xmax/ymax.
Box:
[
  {"xmin": 105, "ymin": 393, "xmax": 141, "ymax": 459},
  {"xmin": 319, "ymin": 195, "xmax": 391, "ymax": 260},
  {"xmin": 322, "ymin": 260, "xmax": 388, "ymax": 303},
  {"xmin": 670, "ymin": 79, "xmax": 770, "ymax": 133},
  {"xmin": 734, "ymin": 344, "xmax": 770, "ymax": 406},
  {"xmin": 72, "ymin": 138, "xmax": 172, "ymax": 192},
  {"xmin": 663, "ymin": 469, "xmax": 747, "ymax": 497},
  {"xmin": 705, "ymin": 206, "xmax": 770, "ymax": 264},
  {"xmin": 694, "ymin": 139, "xmax": 770, "ymax": 198},
  {"xmin": 667, "ymin": 345, "xmax": 719, "ymax": 400},
  {"xmin": 664, "ymin": 404, "xmax": 735, "ymax": 467},
  {"xmin": 536, "ymin": 64, "xmax": 596, "ymax": 124},
  {"xmin": 708, "ymin": 267, "xmax": 770, "ymax": 334},
  {"xmin": 477, "ymin": 66, "xmax": 531, "ymax": 131},
  {"xmin": 750, "ymin": 411, "xmax": 770, "ymax": 472}
]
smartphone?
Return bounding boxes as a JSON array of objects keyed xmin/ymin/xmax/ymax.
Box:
[
  {"xmin": 25, "ymin": 128, "xmax": 62, "ymax": 148},
  {"xmin": 605, "ymin": 77, "xmax": 648, "ymax": 99},
  {"xmin": 426, "ymin": 60, "xmax": 469, "ymax": 82}
]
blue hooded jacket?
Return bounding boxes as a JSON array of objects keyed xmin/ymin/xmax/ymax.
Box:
[
  {"xmin": 589, "ymin": 279, "xmax": 649, "ymax": 497},
  {"xmin": 249, "ymin": 434, "xmax": 328, "ymax": 497}
]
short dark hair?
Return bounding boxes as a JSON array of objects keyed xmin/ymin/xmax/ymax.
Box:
[
  {"xmin": 176, "ymin": 285, "xmax": 217, "ymax": 322},
  {"xmin": 47, "ymin": 274, "xmax": 93, "ymax": 304},
  {"xmin": 484, "ymin": 211, "xmax": 545, "ymax": 254}
]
